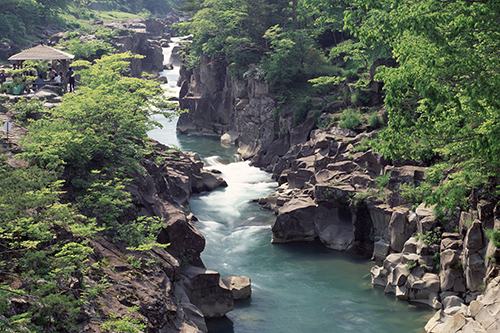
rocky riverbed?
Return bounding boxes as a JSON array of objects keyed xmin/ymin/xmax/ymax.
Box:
[{"xmin": 175, "ymin": 45, "xmax": 500, "ymax": 332}]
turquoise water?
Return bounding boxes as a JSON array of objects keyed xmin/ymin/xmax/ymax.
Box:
[
  {"xmin": 148, "ymin": 121, "xmax": 434, "ymax": 333},
  {"xmin": 147, "ymin": 47, "xmax": 434, "ymax": 332}
]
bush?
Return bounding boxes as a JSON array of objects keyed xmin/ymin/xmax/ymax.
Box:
[
  {"xmin": 339, "ymin": 108, "xmax": 362, "ymax": 129},
  {"xmin": 399, "ymin": 182, "xmax": 432, "ymax": 204},
  {"xmin": 486, "ymin": 229, "xmax": 500, "ymax": 248},
  {"xmin": 368, "ymin": 115, "xmax": 384, "ymax": 128}
]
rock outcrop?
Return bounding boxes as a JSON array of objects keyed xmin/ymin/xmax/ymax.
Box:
[
  {"xmin": 45, "ymin": 18, "xmax": 179, "ymax": 77},
  {"xmin": 0, "ymin": 99, "xmax": 244, "ymax": 332}
]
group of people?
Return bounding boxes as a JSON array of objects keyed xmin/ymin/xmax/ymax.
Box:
[{"xmin": 0, "ymin": 64, "xmax": 75, "ymax": 93}]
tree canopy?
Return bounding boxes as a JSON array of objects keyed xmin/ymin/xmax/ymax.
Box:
[
  {"xmin": 178, "ymin": 0, "xmax": 500, "ymax": 209},
  {"xmin": 344, "ymin": 0, "xmax": 500, "ymax": 208}
]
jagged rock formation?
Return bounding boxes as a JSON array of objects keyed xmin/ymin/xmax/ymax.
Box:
[
  {"xmin": 45, "ymin": 17, "xmax": 180, "ymax": 77},
  {"xmin": 177, "ymin": 55, "xmax": 279, "ymax": 160}
]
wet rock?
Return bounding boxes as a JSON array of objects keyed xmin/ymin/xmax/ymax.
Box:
[
  {"xmin": 181, "ymin": 266, "xmax": 234, "ymax": 318},
  {"xmin": 220, "ymin": 130, "xmax": 239, "ymax": 145},
  {"xmin": 193, "ymin": 170, "xmax": 228, "ymax": 193},
  {"xmin": 272, "ymin": 196, "xmax": 318, "ymax": 243},
  {"xmin": 372, "ymin": 240, "xmax": 390, "ymax": 262},
  {"xmin": 221, "ymin": 276, "xmax": 251, "ymax": 300}
]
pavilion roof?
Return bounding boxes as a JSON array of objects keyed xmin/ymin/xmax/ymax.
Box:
[{"xmin": 8, "ymin": 44, "xmax": 75, "ymax": 61}]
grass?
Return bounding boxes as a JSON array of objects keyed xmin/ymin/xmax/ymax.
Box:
[{"xmin": 60, "ymin": 9, "xmax": 148, "ymax": 29}]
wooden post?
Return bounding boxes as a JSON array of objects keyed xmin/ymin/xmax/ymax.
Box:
[{"xmin": 62, "ymin": 59, "xmax": 68, "ymax": 93}]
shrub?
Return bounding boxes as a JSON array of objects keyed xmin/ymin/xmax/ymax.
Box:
[
  {"xmin": 375, "ymin": 171, "xmax": 391, "ymax": 190},
  {"xmin": 415, "ymin": 229, "xmax": 441, "ymax": 246},
  {"xmin": 399, "ymin": 182, "xmax": 433, "ymax": 204},
  {"xmin": 338, "ymin": 108, "xmax": 362, "ymax": 129},
  {"xmin": 486, "ymin": 229, "xmax": 500, "ymax": 248},
  {"xmin": 368, "ymin": 115, "xmax": 384, "ymax": 128}
]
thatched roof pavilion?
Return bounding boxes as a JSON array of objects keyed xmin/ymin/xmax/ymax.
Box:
[
  {"xmin": 8, "ymin": 44, "xmax": 75, "ymax": 91},
  {"xmin": 8, "ymin": 44, "xmax": 75, "ymax": 62}
]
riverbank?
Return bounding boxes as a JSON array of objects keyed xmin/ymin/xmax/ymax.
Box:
[{"xmin": 174, "ymin": 44, "xmax": 500, "ymax": 332}]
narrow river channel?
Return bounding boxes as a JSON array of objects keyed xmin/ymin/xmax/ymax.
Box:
[{"xmin": 147, "ymin": 39, "xmax": 434, "ymax": 333}]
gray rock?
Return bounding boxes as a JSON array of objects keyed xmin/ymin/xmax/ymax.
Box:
[
  {"xmin": 372, "ymin": 240, "xmax": 390, "ymax": 262},
  {"xmin": 220, "ymin": 131, "xmax": 239, "ymax": 145},
  {"xmin": 272, "ymin": 196, "xmax": 318, "ymax": 243},
  {"xmin": 464, "ymin": 221, "xmax": 483, "ymax": 253},
  {"xmin": 387, "ymin": 165, "xmax": 426, "ymax": 190},
  {"xmin": 221, "ymin": 276, "xmax": 251, "ymax": 300},
  {"xmin": 181, "ymin": 266, "xmax": 234, "ymax": 318},
  {"xmin": 402, "ymin": 237, "xmax": 419, "ymax": 253},
  {"xmin": 314, "ymin": 205, "xmax": 354, "ymax": 251},
  {"xmin": 388, "ymin": 208, "xmax": 414, "ymax": 252}
]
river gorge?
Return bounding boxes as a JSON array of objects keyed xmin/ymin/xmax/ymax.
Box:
[{"xmin": 147, "ymin": 43, "xmax": 434, "ymax": 332}]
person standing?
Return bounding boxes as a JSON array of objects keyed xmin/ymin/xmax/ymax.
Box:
[
  {"xmin": 0, "ymin": 69, "xmax": 6, "ymax": 84},
  {"xmin": 66, "ymin": 67, "xmax": 75, "ymax": 92}
]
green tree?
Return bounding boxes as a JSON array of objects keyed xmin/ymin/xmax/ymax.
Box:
[
  {"xmin": 344, "ymin": 0, "xmax": 500, "ymax": 209},
  {"xmin": 21, "ymin": 52, "xmax": 173, "ymax": 173}
]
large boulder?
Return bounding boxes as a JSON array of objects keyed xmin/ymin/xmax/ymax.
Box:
[
  {"xmin": 272, "ymin": 196, "xmax": 318, "ymax": 243},
  {"xmin": 193, "ymin": 170, "xmax": 228, "ymax": 193},
  {"xmin": 388, "ymin": 208, "xmax": 414, "ymax": 252},
  {"xmin": 181, "ymin": 266, "xmax": 234, "ymax": 318},
  {"xmin": 314, "ymin": 205, "xmax": 355, "ymax": 251},
  {"xmin": 221, "ymin": 276, "xmax": 251, "ymax": 300}
]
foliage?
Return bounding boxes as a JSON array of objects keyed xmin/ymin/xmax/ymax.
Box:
[
  {"xmin": 261, "ymin": 24, "xmax": 327, "ymax": 93},
  {"xmin": 308, "ymin": 76, "xmax": 346, "ymax": 95},
  {"xmin": 58, "ymin": 35, "xmax": 116, "ymax": 59},
  {"xmin": 20, "ymin": 52, "xmax": 175, "ymax": 172},
  {"xmin": 351, "ymin": 137, "xmax": 371, "ymax": 153},
  {"xmin": 0, "ymin": 162, "xmax": 99, "ymax": 332},
  {"xmin": 399, "ymin": 182, "xmax": 433, "ymax": 205},
  {"xmin": 485, "ymin": 229, "xmax": 500, "ymax": 248},
  {"xmin": 117, "ymin": 216, "xmax": 170, "ymax": 252},
  {"xmin": 375, "ymin": 171, "xmax": 391, "ymax": 190},
  {"xmin": 405, "ymin": 260, "xmax": 417, "ymax": 273},
  {"xmin": 101, "ymin": 306, "xmax": 146, "ymax": 333},
  {"xmin": 0, "ymin": 50, "xmax": 178, "ymax": 332},
  {"xmin": 415, "ymin": 229, "xmax": 441, "ymax": 246},
  {"xmin": 345, "ymin": 0, "xmax": 500, "ymax": 210},
  {"xmin": 292, "ymin": 96, "xmax": 312, "ymax": 125},
  {"xmin": 0, "ymin": 0, "xmax": 68, "ymax": 46},
  {"xmin": 12, "ymin": 98, "xmax": 44, "ymax": 126},
  {"xmin": 367, "ymin": 115, "xmax": 383, "ymax": 129},
  {"xmin": 338, "ymin": 108, "xmax": 362, "ymax": 129}
]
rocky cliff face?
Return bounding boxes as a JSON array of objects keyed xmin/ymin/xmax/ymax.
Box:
[
  {"xmin": 255, "ymin": 125, "xmax": 500, "ymax": 326},
  {"xmin": 177, "ymin": 54, "xmax": 500, "ymax": 331},
  {"xmin": 177, "ymin": 55, "xmax": 287, "ymax": 160}
]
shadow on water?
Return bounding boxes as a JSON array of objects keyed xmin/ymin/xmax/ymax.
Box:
[{"xmin": 207, "ymin": 316, "xmax": 235, "ymax": 333}]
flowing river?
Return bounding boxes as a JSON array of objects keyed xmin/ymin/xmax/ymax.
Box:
[{"xmin": 148, "ymin": 39, "xmax": 434, "ymax": 333}]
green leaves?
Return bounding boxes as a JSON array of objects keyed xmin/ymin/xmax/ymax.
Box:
[
  {"xmin": 21, "ymin": 53, "xmax": 169, "ymax": 173},
  {"xmin": 346, "ymin": 0, "xmax": 500, "ymax": 210}
]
